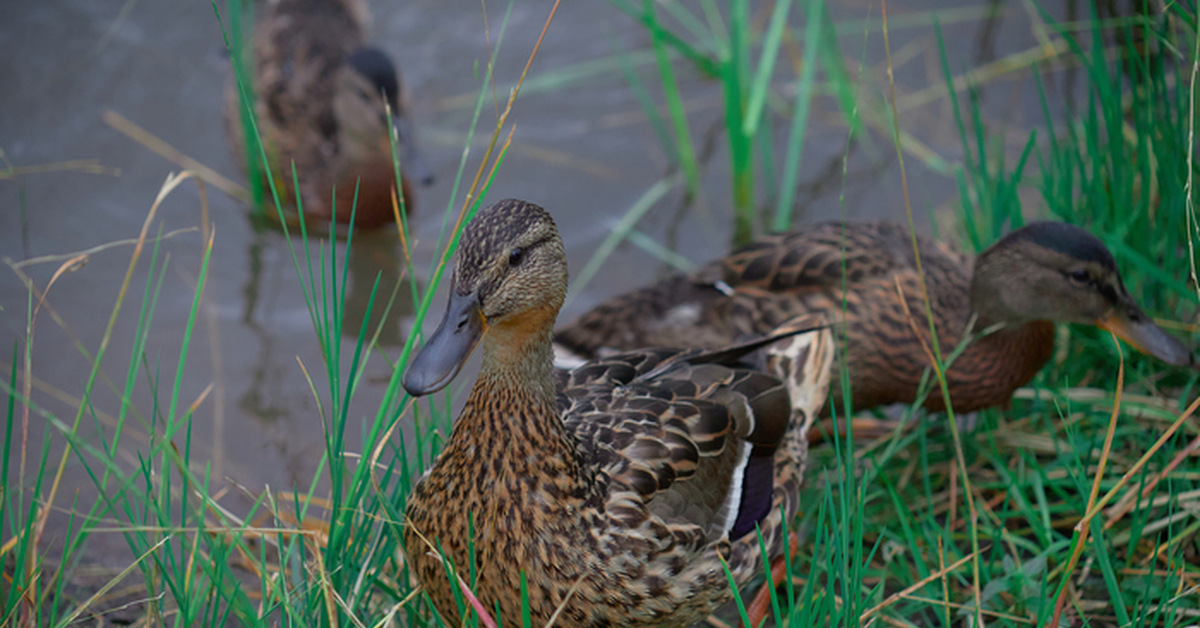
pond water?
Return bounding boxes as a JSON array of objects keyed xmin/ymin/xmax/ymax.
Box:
[{"xmin": 1, "ymin": 0, "xmax": 1082, "ymax": 590}]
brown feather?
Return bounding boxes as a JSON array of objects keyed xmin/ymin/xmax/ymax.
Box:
[{"xmin": 403, "ymin": 200, "xmax": 834, "ymax": 627}]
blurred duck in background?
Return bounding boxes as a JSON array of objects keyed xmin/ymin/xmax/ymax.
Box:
[{"xmin": 224, "ymin": 0, "xmax": 434, "ymax": 231}]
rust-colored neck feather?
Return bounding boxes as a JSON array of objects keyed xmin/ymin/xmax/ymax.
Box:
[
  {"xmin": 451, "ymin": 307, "xmax": 573, "ymax": 464},
  {"xmin": 480, "ymin": 308, "xmax": 558, "ymax": 397},
  {"xmin": 935, "ymin": 320, "xmax": 1055, "ymax": 412}
]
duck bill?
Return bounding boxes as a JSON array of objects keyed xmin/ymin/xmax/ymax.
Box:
[
  {"xmin": 403, "ymin": 290, "xmax": 487, "ymax": 396},
  {"xmin": 1095, "ymin": 307, "xmax": 1196, "ymax": 369}
]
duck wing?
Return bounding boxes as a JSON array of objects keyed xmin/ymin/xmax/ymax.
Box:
[
  {"xmin": 557, "ymin": 315, "xmax": 828, "ymax": 543},
  {"xmin": 554, "ymin": 221, "xmax": 965, "ymax": 360}
]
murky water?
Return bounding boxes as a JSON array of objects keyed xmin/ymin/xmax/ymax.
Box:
[{"xmin": 1, "ymin": 0, "xmax": 1081, "ymax": 584}]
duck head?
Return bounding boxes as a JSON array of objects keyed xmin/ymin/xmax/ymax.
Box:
[
  {"xmin": 403, "ymin": 199, "xmax": 568, "ymax": 396},
  {"xmin": 970, "ymin": 221, "xmax": 1196, "ymax": 368}
]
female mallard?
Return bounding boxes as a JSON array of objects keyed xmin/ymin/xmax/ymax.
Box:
[
  {"xmin": 224, "ymin": 0, "xmax": 433, "ymax": 230},
  {"xmin": 555, "ymin": 221, "xmax": 1196, "ymax": 413},
  {"xmin": 401, "ymin": 199, "xmax": 833, "ymax": 627}
]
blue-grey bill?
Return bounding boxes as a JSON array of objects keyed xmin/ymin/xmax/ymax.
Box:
[{"xmin": 403, "ymin": 290, "xmax": 484, "ymax": 396}]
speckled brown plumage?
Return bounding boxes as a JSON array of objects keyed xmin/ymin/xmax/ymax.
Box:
[
  {"xmin": 223, "ymin": 0, "xmax": 430, "ymax": 229},
  {"xmin": 401, "ymin": 199, "xmax": 833, "ymax": 627},
  {"xmin": 556, "ymin": 221, "xmax": 1196, "ymax": 413}
]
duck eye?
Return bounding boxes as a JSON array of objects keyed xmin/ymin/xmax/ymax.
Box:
[
  {"xmin": 508, "ymin": 247, "xmax": 524, "ymax": 267},
  {"xmin": 1068, "ymin": 269, "xmax": 1090, "ymax": 284}
]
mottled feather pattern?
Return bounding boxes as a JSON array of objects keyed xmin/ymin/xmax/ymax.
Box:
[
  {"xmin": 407, "ymin": 339, "xmax": 826, "ymax": 626},
  {"xmin": 556, "ymin": 221, "xmax": 1058, "ymax": 412},
  {"xmin": 404, "ymin": 200, "xmax": 834, "ymax": 626}
]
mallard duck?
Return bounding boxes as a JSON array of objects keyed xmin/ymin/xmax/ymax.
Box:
[
  {"xmin": 401, "ymin": 199, "xmax": 833, "ymax": 627},
  {"xmin": 555, "ymin": 221, "xmax": 1197, "ymax": 413},
  {"xmin": 223, "ymin": 0, "xmax": 433, "ymax": 230}
]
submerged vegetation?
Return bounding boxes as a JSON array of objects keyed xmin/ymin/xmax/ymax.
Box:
[{"xmin": 3, "ymin": 0, "xmax": 1198, "ymax": 626}]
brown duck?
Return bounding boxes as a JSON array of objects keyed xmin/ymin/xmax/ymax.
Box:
[
  {"xmin": 223, "ymin": 0, "xmax": 433, "ymax": 230},
  {"xmin": 401, "ymin": 199, "xmax": 833, "ymax": 627},
  {"xmin": 555, "ymin": 221, "xmax": 1196, "ymax": 413}
]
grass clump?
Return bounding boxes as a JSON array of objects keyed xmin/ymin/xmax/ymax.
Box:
[{"xmin": 609, "ymin": 0, "xmax": 857, "ymax": 247}]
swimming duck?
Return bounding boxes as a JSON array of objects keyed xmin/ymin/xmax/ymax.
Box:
[
  {"xmin": 555, "ymin": 220, "xmax": 1196, "ymax": 413},
  {"xmin": 223, "ymin": 0, "xmax": 433, "ymax": 230},
  {"xmin": 401, "ymin": 199, "xmax": 833, "ymax": 627}
]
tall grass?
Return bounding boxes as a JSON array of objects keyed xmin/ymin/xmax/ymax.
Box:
[
  {"xmin": 3, "ymin": 173, "xmax": 223, "ymax": 626},
  {"xmin": 1034, "ymin": 4, "xmax": 1200, "ymax": 389},
  {"xmin": 610, "ymin": 0, "xmax": 858, "ymax": 247}
]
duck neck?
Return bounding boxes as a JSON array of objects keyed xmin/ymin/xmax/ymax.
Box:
[
  {"xmin": 478, "ymin": 309, "xmax": 559, "ymax": 404},
  {"xmin": 455, "ymin": 307, "xmax": 573, "ymax": 461},
  {"xmin": 965, "ymin": 254, "xmax": 1056, "ymax": 377},
  {"xmin": 955, "ymin": 260, "xmax": 1056, "ymax": 410},
  {"xmin": 970, "ymin": 252, "xmax": 1017, "ymax": 330},
  {"xmin": 969, "ymin": 286, "xmax": 1050, "ymax": 348}
]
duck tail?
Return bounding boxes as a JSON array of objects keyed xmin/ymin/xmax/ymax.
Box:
[{"xmin": 765, "ymin": 314, "xmax": 834, "ymax": 426}]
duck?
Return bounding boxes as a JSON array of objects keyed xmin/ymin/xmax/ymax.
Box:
[
  {"xmin": 555, "ymin": 220, "xmax": 1197, "ymax": 414},
  {"xmin": 223, "ymin": 0, "xmax": 433, "ymax": 231},
  {"xmin": 400, "ymin": 199, "xmax": 833, "ymax": 627}
]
